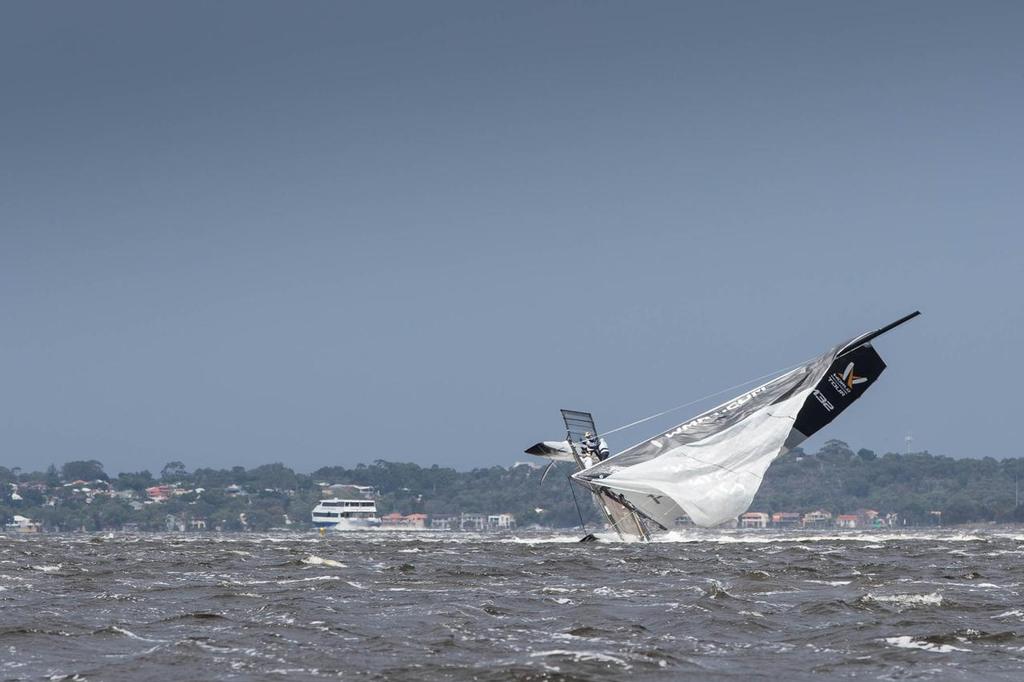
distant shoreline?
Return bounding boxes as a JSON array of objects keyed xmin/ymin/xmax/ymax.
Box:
[{"xmin": 4, "ymin": 445, "xmax": 1024, "ymax": 533}]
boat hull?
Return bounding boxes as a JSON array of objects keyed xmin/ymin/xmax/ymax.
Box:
[{"xmin": 313, "ymin": 518, "xmax": 383, "ymax": 531}]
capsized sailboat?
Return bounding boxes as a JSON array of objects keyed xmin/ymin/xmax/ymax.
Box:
[{"xmin": 525, "ymin": 312, "xmax": 920, "ymax": 541}]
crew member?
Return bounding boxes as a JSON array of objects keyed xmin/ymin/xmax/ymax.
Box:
[{"xmin": 582, "ymin": 431, "xmax": 611, "ymax": 462}]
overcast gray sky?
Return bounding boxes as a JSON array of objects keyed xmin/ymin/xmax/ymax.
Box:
[{"xmin": 2, "ymin": 1, "xmax": 1022, "ymax": 475}]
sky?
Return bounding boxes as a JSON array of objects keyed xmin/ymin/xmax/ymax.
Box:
[{"xmin": 2, "ymin": 2, "xmax": 1022, "ymax": 475}]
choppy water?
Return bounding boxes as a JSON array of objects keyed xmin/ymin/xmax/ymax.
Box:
[{"xmin": 2, "ymin": 529, "xmax": 1024, "ymax": 680}]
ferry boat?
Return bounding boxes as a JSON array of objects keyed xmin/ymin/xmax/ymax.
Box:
[{"xmin": 311, "ymin": 498, "xmax": 382, "ymax": 530}]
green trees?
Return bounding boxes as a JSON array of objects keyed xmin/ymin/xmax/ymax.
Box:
[
  {"xmin": 7, "ymin": 444, "xmax": 1024, "ymax": 531},
  {"xmin": 0, "ymin": 467, "xmax": 17, "ymax": 485},
  {"xmin": 117, "ymin": 471, "xmax": 156, "ymax": 492},
  {"xmin": 160, "ymin": 461, "xmax": 188, "ymax": 483},
  {"xmin": 60, "ymin": 460, "xmax": 108, "ymax": 482},
  {"xmin": 751, "ymin": 441, "xmax": 1024, "ymax": 524},
  {"xmin": 248, "ymin": 463, "xmax": 298, "ymax": 492},
  {"xmin": 30, "ymin": 498, "xmax": 133, "ymax": 531},
  {"xmin": 857, "ymin": 448, "xmax": 877, "ymax": 461}
]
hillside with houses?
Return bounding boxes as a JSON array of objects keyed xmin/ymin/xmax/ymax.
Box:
[{"xmin": 2, "ymin": 440, "xmax": 1024, "ymax": 533}]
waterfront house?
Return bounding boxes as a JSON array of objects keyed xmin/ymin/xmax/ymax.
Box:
[
  {"xmin": 836, "ymin": 514, "xmax": 860, "ymax": 528},
  {"xmin": 460, "ymin": 513, "xmax": 487, "ymax": 531},
  {"xmin": 740, "ymin": 512, "xmax": 770, "ymax": 529},
  {"xmin": 430, "ymin": 515, "xmax": 457, "ymax": 531},
  {"xmin": 4, "ymin": 515, "xmax": 41, "ymax": 533},
  {"xmin": 487, "ymin": 513, "xmax": 516, "ymax": 530},
  {"xmin": 771, "ymin": 512, "xmax": 801, "ymax": 528},
  {"xmin": 404, "ymin": 513, "xmax": 428, "ymax": 529}
]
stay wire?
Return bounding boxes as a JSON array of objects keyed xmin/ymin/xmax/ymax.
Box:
[
  {"xmin": 567, "ymin": 476, "xmax": 588, "ymax": 535},
  {"xmin": 597, "ymin": 360, "xmax": 807, "ymax": 438}
]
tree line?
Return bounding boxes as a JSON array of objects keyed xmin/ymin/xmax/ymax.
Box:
[{"xmin": 2, "ymin": 440, "xmax": 1023, "ymax": 531}]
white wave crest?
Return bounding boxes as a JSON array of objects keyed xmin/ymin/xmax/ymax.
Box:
[
  {"xmin": 110, "ymin": 625, "xmax": 167, "ymax": 643},
  {"xmin": 864, "ymin": 592, "xmax": 943, "ymax": 609},
  {"xmin": 884, "ymin": 635, "xmax": 969, "ymax": 653},
  {"xmin": 993, "ymin": 609, "xmax": 1024, "ymax": 620},
  {"xmin": 529, "ymin": 649, "xmax": 631, "ymax": 668},
  {"xmin": 301, "ymin": 555, "xmax": 345, "ymax": 568}
]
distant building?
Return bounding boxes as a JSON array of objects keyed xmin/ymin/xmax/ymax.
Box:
[
  {"xmin": 4, "ymin": 515, "xmax": 41, "ymax": 533},
  {"xmin": 836, "ymin": 514, "xmax": 859, "ymax": 529},
  {"xmin": 404, "ymin": 513, "xmax": 428, "ymax": 529},
  {"xmin": 225, "ymin": 484, "xmax": 243, "ymax": 497},
  {"xmin": 771, "ymin": 512, "xmax": 801, "ymax": 528},
  {"xmin": 460, "ymin": 513, "xmax": 486, "ymax": 531},
  {"xmin": 146, "ymin": 485, "xmax": 174, "ymax": 502},
  {"xmin": 431, "ymin": 515, "xmax": 457, "ymax": 531},
  {"xmin": 802, "ymin": 510, "xmax": 832, "ymax": 528},
  {"xmin": 740, "ymin": 512, "xmax": 769, "ymax": 529},
  {"xmin": 381, "ymin": 512, "xmax": 430, "ymax": 529},
  {"xmin": 487, "ymin": 513, "xmax": 516, "ymax": 530}
]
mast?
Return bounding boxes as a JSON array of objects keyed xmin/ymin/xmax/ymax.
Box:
[{"xmin": 838, "ymin": 311, "xmax": 921, "ymax": 358}]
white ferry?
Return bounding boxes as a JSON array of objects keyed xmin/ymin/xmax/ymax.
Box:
[{"xmin": 311, "ymin": 498, "xmax": 382, "ymax": 530}]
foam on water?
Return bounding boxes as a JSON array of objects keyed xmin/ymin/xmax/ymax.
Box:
[
  {"xmin": 301, "ymin": 555, "xmax": 346, "ymax": 568},
  {"xmin": 884, "ymin": 636, "xmax": 970, "ymax": 653},
  {"xmin": 529, "ymin": 649, "xmax": 632, "ymax": 668},
  {"xmin": 863, "ymin": 592, "xmax": 945, "ymax": 608}
]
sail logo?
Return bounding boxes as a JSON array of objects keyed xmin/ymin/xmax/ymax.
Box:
[
  {"xmin": 828, "ymin": 362, "xmax": 868, "ymax": 397},
  {"xmin": 667, "ymin": 383, "xmax": 771, "ymax": 436}
]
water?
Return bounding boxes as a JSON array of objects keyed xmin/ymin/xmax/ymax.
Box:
[{"xmin": 2, "ymin": 529, "xmax": 1024, "ymax": 680}]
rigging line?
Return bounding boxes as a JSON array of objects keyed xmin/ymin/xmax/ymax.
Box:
[
  {"xmin": 598, "ymin": 360, "xmax": 807, "ymax": 438},
  {"xmin": 567, "ymin": 476, "xmax": 588, "ymax": 535}
]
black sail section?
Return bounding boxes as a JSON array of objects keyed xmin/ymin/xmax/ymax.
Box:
[{"xmin": 789, "ymin": 344, "xmax": 887, "ymax": 445}]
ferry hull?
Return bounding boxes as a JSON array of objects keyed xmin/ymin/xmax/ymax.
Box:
[{"xmin": 314, "ymin": 518, "xmax": 383, "ymax": 531}]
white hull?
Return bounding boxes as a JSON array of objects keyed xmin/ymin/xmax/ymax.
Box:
[{"xmin": 318, "ymin": 518, "xmax": 383, "ymax": 531}]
